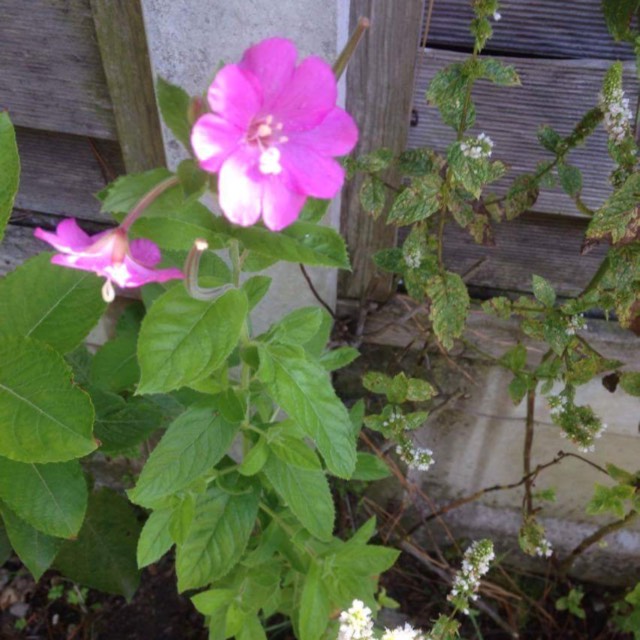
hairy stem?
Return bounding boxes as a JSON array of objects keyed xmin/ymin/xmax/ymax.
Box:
[{"xmin": 120, "ymin": 176, "xmax": 179, "ymax": 231}]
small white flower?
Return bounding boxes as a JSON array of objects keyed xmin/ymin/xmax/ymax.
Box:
[
  {"xmin": 338, "ymin": 600, "xmax": 374, "ymax": 640},
  {"xmin": 461, "ymin": 134, "xmax": 494, "ymax": 159},
  {"xmin": 493, "ymin": 11, "xmax": 502, "ymax": 21},
  {"xmin": 381, "ymin": 623, "xmax": 425, "ymax": 640},
  {"xmin": 600, "ymin": 88, "xmax": 632, "ymax": 145}
]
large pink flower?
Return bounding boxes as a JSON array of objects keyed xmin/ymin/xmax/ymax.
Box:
[
  {"xmin": 191, "ymin": 37, "xmax": 358, "ymax": 231},
  {"xmin": 34, "ymin": 219, "xmax": 183, "ymax": 301}
]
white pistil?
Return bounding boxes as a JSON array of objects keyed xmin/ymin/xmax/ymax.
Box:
[{"xmin": 101, "ymin": 279, "xmax": 115, "ymax": 303}]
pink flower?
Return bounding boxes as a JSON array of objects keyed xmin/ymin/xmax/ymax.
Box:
[
  {"xmin": 191, "ymin": 37, "xmax": 358, "ymax": 231},
  {"xmin": 34, "ymin": 219, "xmax": 183, "ymax": 301}
]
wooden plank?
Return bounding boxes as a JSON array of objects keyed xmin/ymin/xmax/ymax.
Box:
[
  {"xmin": 13, "ymin": 127, "xmax": 124, "ymax": 222},
  {"xmin": 425, "ymin": 0, "xmax": 635, "ymax": 60},
  {"xmin": 410, "ymin": 49, "xmax": 639, "ymax": 217},
  {"xmin": 0, "ymin": 225, "xmax": 47, "ymax": 277},
  {"xmin": 339, "ymin": 0, "xmax": 424, "ymax": 301},
  {"xmin": 439, "ymin": 212, "xmax": 608, "ymax": 298},
  {"xmin": 0, "ymin": 0, "xmax": 117, "ymax": 139},
  {"xmin": 90, "ymin": 0, "xmax": 167, "ymax": 172}
]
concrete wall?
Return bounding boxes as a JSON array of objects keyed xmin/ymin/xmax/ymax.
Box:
[{"xmin": 140, "ymin": 0, "xmax": 349, "ymax": 331}]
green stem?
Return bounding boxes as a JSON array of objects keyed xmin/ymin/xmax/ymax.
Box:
[
  {"xmin": 332, "ymin": 16, "xmax": 370, "ymax": 80},
  {"xmin": 120, "ymin": 176, "xmax": 179, "ymax": 231}
]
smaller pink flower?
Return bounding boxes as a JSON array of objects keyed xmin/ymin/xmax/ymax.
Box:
[
  {"xmin": 34, "ymin": 219, "xmax": 183, "ymax": 301},
  {"xmin": 191, "ymin": 37, "xmax": 358, "ymax": 231}
]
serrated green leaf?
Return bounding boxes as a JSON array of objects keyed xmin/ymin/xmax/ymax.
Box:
[
  {"xmin": 242, "ymin": 275, "xmax": 272, "ymax": 310},
  {"xmin": 501, "ymin": 344, "xmax": 528, "ymax": 371},
  {"xmin": 298, "ymin": 198, "xmax": 331, "ymax": 224},
  {"xmin": 406, "ymin": 377, "xmax": 436, "ymax": 401},
  {"xmin": 137, "ymin": 509, "xmax": 174, "ymax": 568},
  {"xmin": 448, "ymin": 143, "xmax": 505, "ymax": 199},
  {"xmin": 388, "ymin": 174, "xmax": 442, "ymax": 225},
  {"xmin": 263, "ymin": 454, "xmax": 334, "ymax": 541},
  {"xmin": 356, "ymin": 148, "xmax": 394, "ymax": 172},
  {"xmin": 2, "ymin": 505, "xmax": 61, "ymax": 581},
  {"xmin": 0, "ymin": 112, "xmax": 19, "ymax": 243},
  {"xmin": 607, "ymin": 463, "xmax": 636, "ymax": 485},
  {"xmin": 475, "ymin": 58, "xmax": 520, "ymax": 86},
  {"xmin": 129, "ymin": 407, "xmax": 239, "ymax": 507},
  {"xmin": 532, "ymin": 275, "xmax": 556, "ymax": 307},
  {"xmin": 537, "ymin": 125, "xmax": 562, "ymax": 153},
  {"xmin": 0, "ymin": 337, "xmax": 96, "ymax": 463},
  {"xmin": 266, "ymin": 307, "xmax": 324, "ymax": 346},
  {"xmin": 177, "ymin": 159, "xmax": 207, "ymax": 198},
  {"xmin": 90, "ymin": 334, "xmax": 139, "ymax": 393},
  {"xmin": 427, "ymin": 63, "xmax": 475, "ymax": 131},
  {"xmin": 587, "ymin": 172, "xmax": 640, "ymax": 243},
  {"xmin": 208, "ymin": 216, "xmax": 350, "ymax": 269},
  {"xmin": 137, "ymin": 287, "xmax": 247, "ymax": 394},
  {"xmin": 269, "ymin": 435, "xmax": 322, "ymax": 471},
  {"xmin": 299, "ymin": 561, "xmax": 331, "ymax": 640},
  {"xmin": 191, "ymin": 588, "xmax": 235, "ymax": 615},
  {"xmin": 508, "ymin": 375, "xmax": 529, "ymax": 405},
  {"xmin": 373, "ymin": 248, "xmax": 404, "ymax": 273},
  {"xmin": 557, "ymin": 163, "xmax": 582, "ymax": 197},
  {"xmin": 156, "ymin": 77, "xmax": 192, "ymax": 150},
  {"xmin": 55, "ymin": 489, "xmax": 141, "ymax": 599},
  {"xmin": 360, "ymin": 175, "xmax": 386, "ymax": 219},
  {"xmin": 238, "ymin": 438, "xmax": 269, "ymax": 477},
  {"xmin": 425, "ymin": 272, "xmax": 470, "ymax": 350},
  {"xmin": 0, "ymin": 458, "xmax": 87, "ymax": 538},
  {"xmin": 0, "ymin": 254, "xmax": 106, "ymax": 354},
  {"xmin": 351, "ymin": 452, "xmax": 392, "ymax": 481},
  {"xmin": 586, "ymin": 483, "xmax": 635, "ymax": 519},
  {"xmin": 319, "ymin": 347, "xmax": 360, "ymax": 372},
  {"xmin": 169, "ymin": 493, "xmax": 196, "ymax": 545},
  {"xmin": 176, "ymin": 485, "xmax": 259, "ymax": 592},
  {"xmin": 262, "ymin": 345, "xmax": 356, "ymax": 478}
]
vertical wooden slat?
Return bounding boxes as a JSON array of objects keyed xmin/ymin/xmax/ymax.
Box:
[
  {"xmin": 339, "ymin": 0, "xmax": 425, "ymax": 300},
  {"xmin": 90, "ymin": 0, "xmax": 166, "ymax": 173}
]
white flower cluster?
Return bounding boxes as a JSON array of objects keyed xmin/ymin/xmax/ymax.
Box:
[
  {"xmin": 533, "ymin": 536, "xmax": 553, "ymax": 558},
  {"xmin": 600, "ymin": 87, "xmax": 632, "ymax": 145},
  {"xmin": 396, "ymin": 441, "xmax": 434, "ymax": 472},
  {"xmin": 338, "ymin": 600, "xmax": 374, "ymax": 640},
  {"xmin": 381, "ymin": 407, "xmax": 404, "ymax": 432},
  {"xmin": 549, "ymin": 395, "xmax": 607, "ymax": 453},
  {"xmin": 460, "ymin": 133, "xmax": 494, "ymax": 160},
  {"xmin": 447, "ymin": 540, "xmax": 495, "ymax": 615},
  {"xmin": 565, "ymin": 314, "xmax": 587, "ymax": 336},
  {"xmin": 404, "ymin": 247, "xmax": 422, "ymax": 270},
  {"xmin": 381, "ymin": 622, "xmax": 425, "ymax": 640}
]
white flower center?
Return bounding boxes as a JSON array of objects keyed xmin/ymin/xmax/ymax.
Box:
[{"xmin": 259, "ymin": 147, "xmax": 282, "ymax": 175}]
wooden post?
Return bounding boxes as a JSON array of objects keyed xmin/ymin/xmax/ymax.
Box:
[
  {"xmin": 339, "ymin": 0, "xmax": 425, "ymax": 301},
  {"xmin": 90, "ymin": 0, "xmax": 166, "ymax": 173}
]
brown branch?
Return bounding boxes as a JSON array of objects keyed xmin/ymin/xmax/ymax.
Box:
[
  {"xmin": 558, "ymin": 510, "xmax": 639, "ymax": 575},
  {"xmin": 523, "ymin": 389, "xmax": 536, "ymax": 516},
  {"xmin": 299, "ymin": 264, "xmax": 336, "ymax": 319}
]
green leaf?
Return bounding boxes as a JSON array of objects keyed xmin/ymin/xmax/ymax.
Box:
[
  {"xmin": 55, "ymin": 489, "xmax": 141, "ymax": 599},
  {"xmin": 0, "ymin": 337, "xmax": 96, "ymax": 463},
  {"xmin": 191, "ymin": 588, "xmax": 235, "ymax": 615},
  {"xmin": 238, "ymin": 438, "xmax": 269, "ymax": 477},
  {"xmin": 356, "ymin": 148, "xmax": 394, "ymax": 172},
  {"xmin": 602, "ymin": 0, "xmax": 640, "ymax": 40},
  {"xmin": 406, "ymin": 377, "xmax": 437, "ymax": 401},
  {"xmin": 475, "ymin": 58, "xmax": 520, "ymax": 85},
  {"xmin": 387, "ymin": 174, "xmax": 442, "ymax": 225},
  {"xmin": 91, "ymin": 390, "xmax": 161, "ymax": 456},
  {"xmin": 532, "ymin": 275, "xmax": 556, "ymax": 307},
  {"xmin": 448, "ymin": 143, "xmax": 505, "ymax": 198},
  {"xmin": 156, "ymin": 77, "xmax": 192, "ymax": 150},
  {"xmin": 0, "ymin": 458, "xmax": 87, "ymax": 538},
  {"xmin": 137, "ymin": 287, "xmax": 248, "ymax": 394},
  {"xmin": 586, "ymin": 483, "xmax": 635, "ymax": 519},
  {"xmin": 397, "ymin": 148, "xmax": 438, "ymax": 176},
  {"xmin": 557, "ymin": 163, "xmax": 582, "ymax": 197},
  {"xmin": 169, "ymin": 493, "xmax": 196, "ymax": 544},
  {"xmin": 351, "ymin": 452, "xmax": 392, "ymax": 481},
  {"xmin": 425, "ymin": 272, "xmax": 470, "ymax": 350},
  {"xmin": 137, "ymin": 509, "xmax": 174, "ymax": 568},
  {"xmin": 318, "ymin": 347, "xmax": 360, "ymax": 372},
  {"xmin": 98, "ymin": 168, "xmax": 177, "ymax": 216},
  {"xmin": 90, "ymin": 334, "xmax": 139, "ymax": 393},
  {"xmin": 606, "ymin": 463, "xmax": 636, "ymax": 486},
  {"xmin": 501, "ymin": 344, "xmax": 528, "ymax": 371},
  {"xmin": 538, "ymin": 125, "xmax": 562, "ymax": 153},
  {"xmin": 587, "ymin": 172, "xmax": 640, "ymax": 243},
  {"xmin": 508, "ymin": 375, "xmax": 529, "ymax": 405},
  {"xmin": 266, "ymin": 307, "xmax": 324, "ymax": 346},
  {"xmin": 2, "ymin": 505, "xmax": 61, "ymax": 581},
  {"xmin": 427, "ymin": 63, "xmax": 475, "ymax": 131},
  {"xmin": 176, "ymin": 485, "xmax": 259, "ymax": 592},
  {"xmin": 360, "ymin": 175, "xmax": 386, "ymax": 218},
  {"xmin": 208, "ymin": 216, "xmax": 350, "ymax": 269},
  {"xmin": 263, "ymin": 453, "xmax": 334, "ymax": 541},
  {"xmin": 621, "ymin": 372, "xmax": 640, "ymax": 396},
  {"xmin": 0, "ymin": 112, "xmax": 20, "ymax": 243},
  {"xmin": 299, "ymin": 198, "xmax": 331, "ymax": 224},
  {"xmin": 129, "ymin": 407, "xmax": 239, "ymax": 507},
  {"xmin": 373, "ymin": 248, "xmax": 404, "ymax": 274},
  {"xmin": 262, "ymin": 345, "xmax": 356, "ymax": 478},
  {"xmin": 177, "ymin": 159, "xmax": 207, "ymax": 198},
  {"xmin": 299, "ymin": 561, "xmax": 331, "ymax": 640},
  {"xmin": 268, "ymin": 435, "xmax": 322, "ymax": 471},
  {"xmin": 0, "ymin": 254, "xmax": 106, "ymax": 353},
  {"xmin": 242, "ymin": 275, "xmax": 272, "ymax": 310}
]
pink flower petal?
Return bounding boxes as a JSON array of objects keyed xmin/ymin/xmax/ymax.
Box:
[
  {"xmin": 240, "ymin": 38, "xmax": 297, "ymax": 107},
  {"xmin": 218, "ymin": 147, "xmax": 263, "ymax": 226},
  {"xmin": 261, "ymin": 178, "xmax": 306, "ymax": 231},
  {"xmin": 208, "ymin": 64, "xmax": 262, "ymax": 129},
  {"xmin": 291, "ymin": 107, "xmax": 358, "ymax": 156},
  {"xmin": 191, "ymin": 114, "xmax": 244, "ymax": 172},
  {"xmin": 280, "ymin": 143, "xmax": 345, "ymax": 198},
  {"xmin": 34, "ymin": 218, "xmax": 92, "ymax": 253},
  {"xmin": 118, "ymin": 258, "xmax": 183, "ymax": 288},
  {"xmin": 271, "ymin": 57, "xmax": 337, "ymax": 132},
  {"xmin": 130, "ymin": 238, "xmax": 162, "ymax": 267}
]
